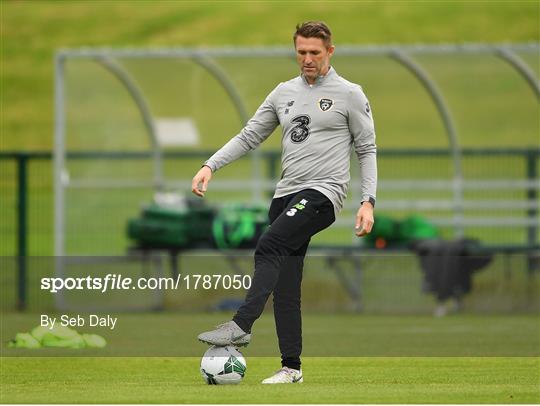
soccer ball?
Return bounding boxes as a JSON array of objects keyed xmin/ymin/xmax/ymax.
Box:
[{"xmin": 200, "ymin": 345, "xmax": 247, "ymax": 385}]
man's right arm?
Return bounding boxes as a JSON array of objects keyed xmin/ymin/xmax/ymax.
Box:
[
  {"xmin": 204, "ymin": 85, "xmax": 281, "ymax": 172},
  {"xmin": 192, "ymin": 85, "xmax": 281, "ymax": 197}
]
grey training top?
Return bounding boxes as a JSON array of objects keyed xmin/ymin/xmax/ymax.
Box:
[{"xmin": 205, "ymin": 67, "xmax": 377, "ymax": 215}]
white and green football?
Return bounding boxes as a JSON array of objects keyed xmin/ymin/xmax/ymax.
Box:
[{"xmin": 200, "ymin": 345, "xmax": 247, "ymax": 385}]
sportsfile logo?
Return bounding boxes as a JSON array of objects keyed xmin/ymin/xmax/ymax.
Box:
[
  {"xmin": 40, "ymin": 274, "xmax": 183, "ymax": 293},
  {"xmin": 286, "ymin": 199, "xmax": 308, "ymax": 217},
  {"xmin": 40, "ymin": 273, "xmax": 252, "ymax": 293}
]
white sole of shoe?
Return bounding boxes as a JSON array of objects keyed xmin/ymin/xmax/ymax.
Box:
[
  {"xmin": 261, "ymin": 376, "xmax": 303, "ymax": 384},
  {"xmin": 197, "ymin": 338, "xmax": 250, "ymax": 347}
]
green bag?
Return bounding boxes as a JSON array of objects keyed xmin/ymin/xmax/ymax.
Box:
[
  {"xmin": 399, "ymin": 215, "xmax": 439, "ymax": 241},
  {"xmin": 8, "ymin": 333, "xmax": 41, "ymax": 349},
  {"xmin": 365, "ymin": 214, "xmax": 401, "ymax": 248},
  {"xmin": 82, "ymin": 333, "xmax": 107, "ymax": 348},
  {"xmin": 365, "ymin": 214, "xmax": 438, "ymax": 248},
  {"xmin": 212, "ymin": 204, "xmax": 269, "ymax": 249},
  {"xmin": 9, "ymin": 326, "xmax": 106, "ymax": 349},
  {"xmin": 37, "ymin": 325, "xmax": 86, "ymax": 349},
  {"xmin": 127, "ymin": 196, "xmax": 214, "ymax": 249}
]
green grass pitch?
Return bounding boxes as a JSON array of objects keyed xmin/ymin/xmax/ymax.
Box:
[
  {"xmin": 1, "ymin": 313, "xmax": 539, "ymax": 403},
  {"xmin": 1, "ymin": 357, "xmax": 538, "ymax": 403}
]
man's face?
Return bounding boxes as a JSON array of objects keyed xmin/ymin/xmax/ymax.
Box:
[{"xmin": 295, "ymin": 36, "xmax": 335, "ymax": 84}]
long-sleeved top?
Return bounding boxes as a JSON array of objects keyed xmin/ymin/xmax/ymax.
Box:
[{"xmin": 205, "ymin": 66, "xmax": 377, "ymax": 216}]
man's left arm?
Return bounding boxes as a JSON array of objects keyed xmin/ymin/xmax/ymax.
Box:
[{"xmin": 347, "ymin": 86, "xmax": 378, "ymax": 237}]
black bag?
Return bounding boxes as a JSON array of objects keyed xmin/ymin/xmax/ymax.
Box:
[{"xmin": 412, "ymin": 238, "xmax": 493, "ymax": 301}]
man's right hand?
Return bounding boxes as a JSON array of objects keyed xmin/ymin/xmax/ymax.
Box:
[{"xmin": 191, "ymin": 165, "xmax": 213, "ymax": 197}]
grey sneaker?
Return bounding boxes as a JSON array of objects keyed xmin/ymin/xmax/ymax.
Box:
[
  {"xmin": 197, "ymin": 321, "xmax": 251, "ymax": 347},
  {"xmin": 262, "ymin": 367, "xmax": 303, "ymax": 384}
]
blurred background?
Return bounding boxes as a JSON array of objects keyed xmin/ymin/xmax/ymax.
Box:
[{"xmin": 1, "ymin": 1, "xmax": 539, "ymax": 347}]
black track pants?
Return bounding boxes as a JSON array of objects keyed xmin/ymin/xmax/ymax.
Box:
[{"xmin": 233, "ymin": 189, "xmax": 335, "ymax": 370}]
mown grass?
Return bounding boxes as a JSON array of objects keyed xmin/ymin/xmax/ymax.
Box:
[
  {"xmin": 1, "ymin": 312, "xmax": 539, "ymax": 403},
  {"xmin": 1, "ymin": 356, "xmax": 539, "ymax": 404}
]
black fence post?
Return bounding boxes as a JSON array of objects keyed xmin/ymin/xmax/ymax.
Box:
[
  {"xmin": 17, "ymin": 153, "xmax": 28, "ymax": 310},
  {"xmin": 526, "ymin": 150, "xmax": 538, "ymax": 274}
]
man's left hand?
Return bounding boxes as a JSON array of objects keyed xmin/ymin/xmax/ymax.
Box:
[{"xmin": 355, "ymin": 202, "xmax": 374, "ymax": 237}]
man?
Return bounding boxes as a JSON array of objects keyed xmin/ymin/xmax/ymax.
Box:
[{"xmin": 191, "ymin": 21, "xmax": 377, "ymax": 384}]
